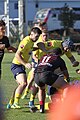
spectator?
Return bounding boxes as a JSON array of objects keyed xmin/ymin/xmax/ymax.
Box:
[{"xmin": 0, "ymin": 20, "xmax": 17, "ymax": 79}]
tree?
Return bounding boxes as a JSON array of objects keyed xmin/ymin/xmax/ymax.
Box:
[{"xmin": 60, "ymin": 3, "xmax": 76, "ymax": 36}]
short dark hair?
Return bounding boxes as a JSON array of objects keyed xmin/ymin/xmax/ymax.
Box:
[
  {"xmin": 0, "ymin": 20, "xmax": 6, "ymax": 26},
  {"xmin": 31, "ymin": 27, "xmax": 42, "ymax": 35}
]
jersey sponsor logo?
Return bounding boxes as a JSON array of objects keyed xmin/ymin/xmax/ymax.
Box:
[
  {"xmin": 47, "ymin": 42, "xmax": 52, "ymax": 46},
  {"xmin": 20, "ymin": 44, "xmax": 24, "ymax": 49},
  {"xmin": 39, "ymin": 62, "xmax": 52, "ymax": 67}
]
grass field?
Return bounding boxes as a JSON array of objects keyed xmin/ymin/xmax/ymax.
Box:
[{"xmin": 0, "ymin": 52, "xmax": 80, "ymax": 120}]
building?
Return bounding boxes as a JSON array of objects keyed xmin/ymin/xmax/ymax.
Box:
[
  {"xmin": 26, "ymin": 0, "xmax": 80, "ymax": 27},
  {"xmin": 0, "ymin": 0, "xmax": 80, "ymax": 37}
]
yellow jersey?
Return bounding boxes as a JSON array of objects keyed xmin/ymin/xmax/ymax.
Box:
[
  {"xmin": 33, "ymin": 34, "xmax": 51, "ymax": 60},
  {"xmin": 12, "ymin": 36, "xmax": 34, "ymax": 65},
  {"xmin": 33, "ymin": 39, "xmax": 73, "ymax": 61},
  {"xmin": 45, "ymin": 40, "xmax": 72, "ymax": 58}
]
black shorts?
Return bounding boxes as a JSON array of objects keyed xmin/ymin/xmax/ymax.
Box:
[
  {"xmin": 34, "ymin": 71, "xmax": 58, "ymax": 87},
  {"xmin": 11, "ymin": 63, "xmax": 26, "ymax": 79}
]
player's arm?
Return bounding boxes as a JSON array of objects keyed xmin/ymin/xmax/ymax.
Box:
[
  {"xmin": 65, "ymin": 50, "xmax": 79, "ymax": 67},
  {"xmin": 37, "ymin": 42, "xmax": 47, "ymax": 52},
  {"xmin": 62, "ymin": 70, "xmax": 70, "ymax": 82},
  {"xmin": 32, "ymin": 51, "xmax": 38, "ymax": 63},
  {"xmin": 60, "ymin": 58, "xmax": 70, "ymax": 82},
  {"xmin": 37, "ymin": 42, "xmax": 53, "ymax": 53},
  {"xmin": 7, "ymin": 46, "xmax": 17, "ymax": 53},
  {"xmin": 0, "ymin": 44, "xmax": 5, "ymax": 50},
  {"xmin": 15, "ymin": 50, "xmax": 31, "ymax": 69},
  {"xmin": 4, "ymin": 36, "xmax": 17, "ymax": 52}
]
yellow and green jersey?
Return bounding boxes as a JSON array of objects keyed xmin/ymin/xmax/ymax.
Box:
[
  {"xmin": 33, "ymin": 39, "xmax": 73, "ymax": 61},
  {"xmin": 33, "ymin": 34, "xmax": 51, "ymax": 60},
  {"xmin": 12, "ymin": 36, "xmax": 34, "ymax": 65},
  {"xmin": 45, "ymin": 40, "xmax": 73, "ymax": 58},
  {"xmin": 45, "ymin": 40, "xmax": 62, "ymax": 50}
]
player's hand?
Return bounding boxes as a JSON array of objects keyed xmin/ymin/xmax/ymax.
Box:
[
  {"xmin": 76, "ymin": 69, "xmax": 80, "ymax": 74},
  {"xmin": 0, "ymin": 44, "xmax": 5, "ymax": 50},
  {"xmin": 25, "ymin": 63, "xmax": 32, "ymax": 69},
  {"xmin": 72, "ymin": 61, "xmax": 79, "ymax": 67}
]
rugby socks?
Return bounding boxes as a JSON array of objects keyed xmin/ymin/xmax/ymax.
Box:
[
  {"xmin": 30, "ymin": 86, "xmax": 38, "ymax": 101},
  {"xmin": 14, "ymin": 93, "xmax": 21, "ymax": 105},
  {"xmin": 29, "ymin": 86, "xmax": 39, "ymax": 107},
  {"xmin": 39, "ymin": 89, "xmax": 45, "ymax": 113},
  {"xmin": 23, "ymin": 87, "xmax": 29, "ymax": 96},
  {"xmin": 9, "ymin": 97, "xmax": 14, "ymax": 105},
  {"xmin": 39, "ymin": 101, "xmax": 44, "ymax": 113},
  {"xmin": 29, "ymin": 94, "xmax": 35, "ymax": 107},
  {"xmin": 30, "ymin": 94, "xmax": 35, "ymax": 101}
]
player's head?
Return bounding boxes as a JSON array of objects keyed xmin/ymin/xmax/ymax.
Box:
[
  {"xmin": 0, "ymin": 20, "xmax": 6, "ymax": 36},
  {"xmin": 41, "ymin": 29, "xmax": 49, "ymax": 42},
  {"xmin": 62, "ymin": 38, "xmax": 73, "ymax": 52},
  {"xmin": 33, "ymin": 21, "xmax": 46, "ymax": 31},
  {"xmin": 30, "ymin": 27, "xmax": 42, "ymax": 42}
]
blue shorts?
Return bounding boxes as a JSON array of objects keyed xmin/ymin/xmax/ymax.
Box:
[
  {"xmin": 32, "ymin": 58, "xmax": 38, "ymax": 68},
  {"xmin": 11, "ymin": 63, "xmax": 26, "ymax": 79}
]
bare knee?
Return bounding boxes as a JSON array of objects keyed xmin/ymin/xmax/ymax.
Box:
[{"xmin": 21, "ymin": 81, "xmax": 27, "ymax": 87}]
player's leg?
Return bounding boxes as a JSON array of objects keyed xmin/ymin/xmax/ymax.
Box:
[
  {"xmin": 52, "ymin": 75, "xmax": 67, "ymax": 88},
  {"xmin": 11, "ymin": 73, "xmax": 27, "ymax": 108},
  {"xmin": 29, "ymin": 83, "xmax": 45, "ymax": 113},
  {"xmin": 38, "ymin": 86, "xmax": 46, "ymax": 113},
  {"xmin": 47, "ymin": 69, "xmax": 64, "ymax": 100},
  {"xmin": 51, "ymin": 75, "xmax": 69, "ymax": 101},
  {"xmin": 7, "ymin": 87, "xmax": 17, "ymax": 109},
  {"xmin": 29, "ymin": 85, "xmax": 39, "ymax": 107},
  {"xmin": 21, "ymin": 68, "xmax": 34, "ymax": 99},
  {"xmin": 47, "ymin": 85, "xmax": 58, "ymax": 101}
]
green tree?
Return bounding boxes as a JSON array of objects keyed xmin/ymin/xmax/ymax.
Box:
[{"xmin": 60, "ymin": 3, "xmax": 75, "ymax": 31}]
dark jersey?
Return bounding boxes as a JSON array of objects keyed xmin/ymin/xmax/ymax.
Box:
[
  {"xmin": 0, "ymin": 36, "xmax": 10, "ymax": 61},
  {"xmin": 35, "ymin": 54, "xmax": 67, "ymax": 73},
  {"xmin": 34, "ymin": 54, "xmax": 67, "ymax": 87}
]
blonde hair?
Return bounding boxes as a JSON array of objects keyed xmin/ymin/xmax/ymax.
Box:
[{"xmin": 42, "ymin": 29, "xmax": 48, "ymax": 33}]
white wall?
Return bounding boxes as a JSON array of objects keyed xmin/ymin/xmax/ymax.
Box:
[
  {"xmin": 25, "ymin": 0, "xmax": 80, "ymax": 22},
  {"xmin": 0, "ymin": 1, "xmax": 4, "ymax": 15},
  {"xmin": 0, "ymin": 0, "xmax": 18, "ymax": 19}
]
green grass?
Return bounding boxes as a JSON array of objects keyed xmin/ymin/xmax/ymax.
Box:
[{"xmin": 0, "ymin": 52, "xmax": 80, "ymax": 120}]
